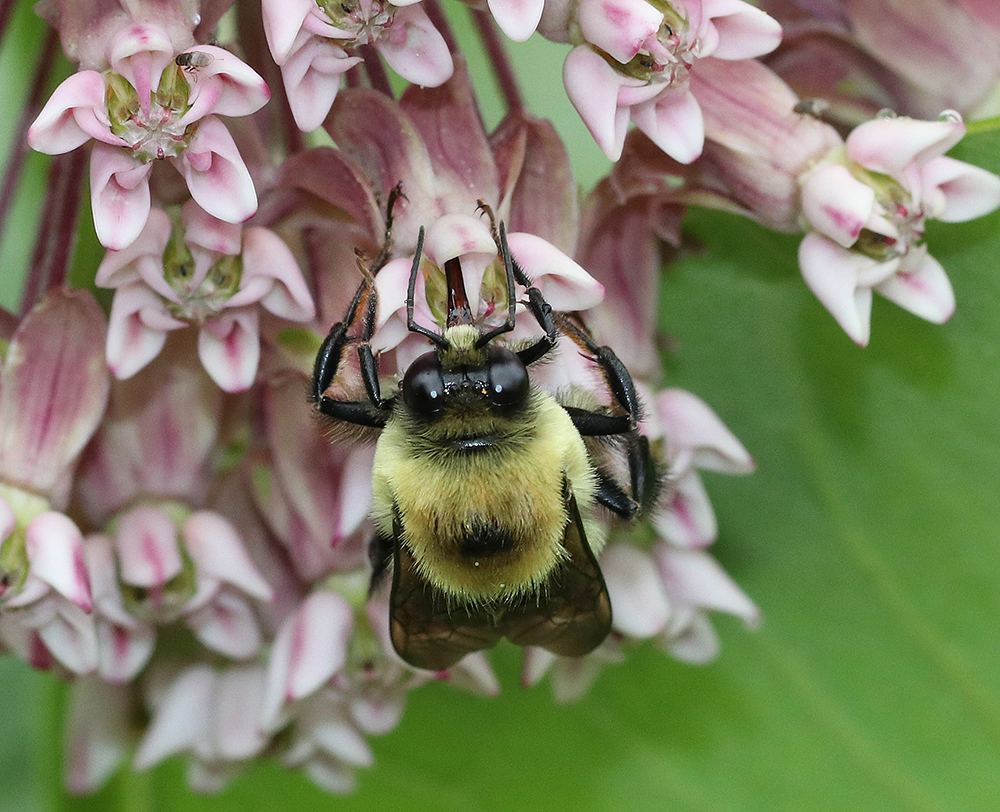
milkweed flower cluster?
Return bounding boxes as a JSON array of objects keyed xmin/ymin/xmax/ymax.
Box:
[{"xmin": 1, "ymin": 0, "xmax": 997, "ymax": 797}]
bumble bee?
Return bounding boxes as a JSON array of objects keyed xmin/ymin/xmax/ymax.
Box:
[{"xmin": 312, "ymin": 188, "xmax": 657, "ymax": 670}]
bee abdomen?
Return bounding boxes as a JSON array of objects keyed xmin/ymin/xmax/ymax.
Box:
[{"xmin": 459, "ymin": 523, "xmax": 517, "ymax": 557}]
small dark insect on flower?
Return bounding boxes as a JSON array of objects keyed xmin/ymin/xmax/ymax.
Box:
[
  {"xmin": 175, "ymin": 50, "xmax": 215, "ymax": 73},
  {"xmin": 793, "ymin": 98, "xmax": 830, "ymax": 119}
]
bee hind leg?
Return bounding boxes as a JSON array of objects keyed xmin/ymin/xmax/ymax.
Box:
[{"xmin": 367, "ymin": 531, "xmax": 394, "ymax": 595}]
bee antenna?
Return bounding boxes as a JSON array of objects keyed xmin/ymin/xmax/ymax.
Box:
[
  {"xmin": 476, "ymin": 218, "xmax": 518, "ymax": 348},
  {"xmin": 407, "ymin": 226, "xmax": 449, "ymax": 348}
]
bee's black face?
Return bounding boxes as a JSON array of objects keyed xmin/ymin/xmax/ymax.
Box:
[{"xmin": 402, "ymin": 346, "xmax": 529, "ymax": 419}]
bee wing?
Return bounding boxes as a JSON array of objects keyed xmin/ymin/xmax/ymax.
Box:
[
  {"xmin": 501, "ymin": 481, "xmax": 612, "ymax": 657},
  {"xmin": 389, "ymin": 517, "xmax": 505, "ymax": 671}
]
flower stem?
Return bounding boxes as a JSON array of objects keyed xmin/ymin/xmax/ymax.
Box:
[
  {"xmin": 235, "ymin": 0, "xmax": 304, "ymax": 155},
  {"xmin": 471, "ymin": 9, "xmax": 523, "ymax": 112},
  {"xmin": 360, "ymin": 45, "xmax": 392, "ymax": 97},
  {"xmin": 423, "ymin": 0, "xmax": 459, "ymax": 54},
  {"xmin": 0, "ymin": 28, "xmax": 58, "ymax": 260},
  {"xmin": 20, "ymin": 149, "xmax": 85, "ymax": 315},
  {"xmin": 0, "ymin": 0, "xmax": 17, "ymax": 44}
]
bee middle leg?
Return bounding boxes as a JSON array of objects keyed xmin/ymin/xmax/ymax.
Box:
[{"xmin": 557, "ymin": 315, "xmax": 660, "ymax": 515}]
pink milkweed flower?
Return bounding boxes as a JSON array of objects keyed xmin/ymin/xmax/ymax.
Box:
[
  {"xmin": 96, "ymin": 201, "xmax": 315, "ymax": 392},
  {"xmin": 649, "ymin": 388, "xmax": 755, "ymax": 548},
  {"xmin": 563, "ymin": 0, "xmax": 783, "ymax": 161},
  {"xmin": 0, "ymin": 290, "xmax": 109, "ymax": 675},
  {"xmin": 28, "ymin": 23, "xmax": 269, "ymax": 250},
  {"xmin": 798, "ymin": 113, "xmax": 1000, "ymax": 345},
  {"xmin": 522, "ymin": 538, "xmax": 760, "ymax": 700},
  {"xmin": 64, "ymin": 677, "xmax": 135, "ymax": 794},
  {"xmin": 260, "ymin": 583, "xmax": 498, "ymax": 789},
  {"xmin": 262, "ymin": 0, "xmax": 453, "ymax": 132},
  {"xmin": 101, "ymin": 505, "xmax": 274, "ymax": 660},
  {"xmin": 72, "ymin": 354, "xmax": 273, "ymax": 659},
  {"xmin": 134, "ymin": 662, "xmax": 270, "ymax": 792},
  {"xmin": 371, "ymin": 212, "xmax": 605, "ymax": 371},
  {"xmin": 322, "ymin": 69, "xmax": 604, "ymax": 369},
  {"xmin": 254, "ymin": 376, "xmax": 374, "ymax": 582}
]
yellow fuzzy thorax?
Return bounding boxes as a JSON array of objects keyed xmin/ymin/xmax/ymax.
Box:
[
  {"xmin": 439, "ymin": 324, "xmax": 484, "ymax": 367},
  {"xmin": 371, "ymin": 390, "xmax": 601, "ymax": 603}
]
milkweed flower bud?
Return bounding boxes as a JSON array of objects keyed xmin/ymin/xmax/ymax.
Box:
[{"xmin": 0, "ymin": 291, "xmax": 109, "ymax": 675}]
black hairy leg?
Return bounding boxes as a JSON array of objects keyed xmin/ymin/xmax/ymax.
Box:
[
  {"xmin": 557, "ymin": 314, "xmax": 661, "ymax": 514},
  {"xmin": 311, "ymin": 184, "xmax": 406, "ymax": 428},
  {"xmin": 477, "ymin": 202, "xmax": 559, "ymax": 366}
]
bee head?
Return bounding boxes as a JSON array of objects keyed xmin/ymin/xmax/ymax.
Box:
[
  {"xmin": 401, "ymin": 328, "xmax": 529, "ymax": 420},
  {"xmin": 402, "ymin": 233, "xmax": 529, "ymax": 421}
]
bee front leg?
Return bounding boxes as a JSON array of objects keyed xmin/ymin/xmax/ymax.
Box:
[{"xmin": 312, "ymin": 275, "xmax": 392, "ymax": 428}]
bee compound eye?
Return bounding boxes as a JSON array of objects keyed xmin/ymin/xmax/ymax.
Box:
[
  {"xmin": 402, "ymin": 352, "xmax": 446, "ymax": 416},
  {"xmin": 486, "ymin": 346, "xmax": 529, "ymax": 409}
]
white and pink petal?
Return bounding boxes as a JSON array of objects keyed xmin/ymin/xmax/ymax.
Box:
[
  {"xmin": 28, "ymin": 71, "xmax": 121, "ymax": 154},
  {"xmin": 197, "ymin": 309, "xmax": 261, "ymax": 393},
  {"xmin": 563, "ymin": 46, "xmax": 637, "ymax": 162},
  {"xmin": 114, "ymin": 506, "xmax": 184, "ymax": 588},
  {"xmin": 845, "ymin": 116, "xmax": 965, "ymax": 179},
  {"xmin": 187, "ymin": 589, "xmax": 264, "ymax": 659},
  {"xmin": 486, "ymin": 0, "xmax": 545, "ymax": 42},
  {"xmin": 702, "ymin": 0, "xmax": 783, "ymax": 60},
  {"xmin": 800, "ymin": 164, "xmax": 877, "ymax": 248},
  {"xmin": 656, "ymin": 389, "xmax": 755, "ymax": 474},
  {"xmin": 920, "ymin": 155, "xmax": 1000, "ymax": 223},
  {"xmin": 377, "ymin": 5, "xmax": 454, "ymax": 87},
  {"xmin": 654, "ymin": 545, "xmax": 761, "ymax": 628},
  {"xmin": 576, "ymin": 0, "xmax": 662, "ymax": 64},
  {"xmin": 875, "ymin": 246, "xmax": 955, "ymax": 325},
  {"xmin": 105, "ymin": 284, "xmax": 184, "ymax": 380},
  {"xmin": 173, "ymin": 116, "xmax": 257, "ymax": 225},
  {"xmin": 280, "ymin": 35, "xmax": 360, "ymax": 133},
  {"xmin": 24, "ymin": 512, "xmax": 92, "ymax": 612},
  {"xmin": 177, "ymin": 46, "xmax": 270, "ymax": 125},
  {"xmin": 631, "ymin": 86, "xmax": 706, "ymax": 165},
  {"xmin": 261, "ymin": 591, "xmax": 355, "ymax": 730},
  {"xmin": 798, "ymin": 232, "xmax": 881, "ymax": 346},
  {"xmin": 261, "ymin": 0, "xmax": 317, "ymax": 64},
  {"xmin": 182, "ymin": 511, "xmax": 272, "ymax": 600},
  {"xmin": 600, "ymin": 543, "xmax": 671, "ymax": 638},
  {"xmin": 234, "ymin": 227, "xmax": 315, "ymax": 320},
  {"xmin": 90, "ymin": 144, "xmax": 154, "ymax": 251}
]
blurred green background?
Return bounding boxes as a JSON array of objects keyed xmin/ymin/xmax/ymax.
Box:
[{"xmin": 3, "ymin": 3, "xmax": 1000, "ymax": 810}]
